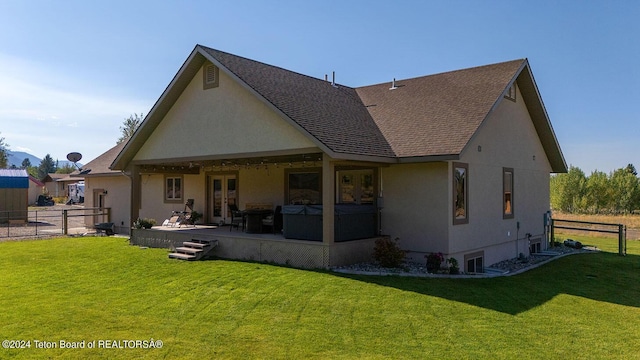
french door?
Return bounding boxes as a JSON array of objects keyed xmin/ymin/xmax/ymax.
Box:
[{"xmin": 209, "ymin": 174, "xmax": 237, "ymax": 224}]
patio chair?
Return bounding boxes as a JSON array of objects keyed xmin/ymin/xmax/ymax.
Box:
[
  {"xmin": 261, "ymin": 205, "xmax": 282, "ymax": 234},
  {"xmin": 229, "ymin": 204, "xmax": 245, "ymax": 231},
  {"xmin": 164, "ymin": 199, "xmax": 195, "ymax": 227}
]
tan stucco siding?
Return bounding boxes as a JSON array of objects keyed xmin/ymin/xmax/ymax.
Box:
[
  {"xmin": 134, "ymin": 66, "xmax": 316, "ymax": 162},
  {"xmin": 450, "ymin": 84, "xmax": 553, "ymax": 265},
  {"xmin": 237, "ymin": 167, "xmax": 285, "ymax": 209},
  {"xmin": 83, "ymin": 176, "xmax": 131, "ymax": 234},
  {"xmin": 380, "ymin": 162, "xmax": 449, "ymax": 257}
]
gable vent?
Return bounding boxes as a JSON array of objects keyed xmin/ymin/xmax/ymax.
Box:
[{"xmin": 203, "ymin": 63, "xmax": 219, "ymax": 89}]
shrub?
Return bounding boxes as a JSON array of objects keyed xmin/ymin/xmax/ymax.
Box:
[
  {"xmin": 133, "ymin": 218, "xmax": 156, "ymax": 229},
  {"xmin": 447, "ymin": 257, "xmax": 460, "ymax": 274},
  {"xmin": 373, "ymin": 237, "xmax": 407, "ymax": 268},
  {"xmin": 426, "ymin": 252, "xmax": 444, "ymax": 273}
]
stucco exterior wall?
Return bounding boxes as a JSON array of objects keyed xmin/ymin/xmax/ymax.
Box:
[
  {"xmin": 380, "ymin": 162, "xmax": 449, "ymax": 260},
  {"xmin": 236, "ymin": 167, "xmax": 285, "ymax": 209},
  {"xmin": 83, "ymin": 175, "xmax": 132, "ymax": 234},
  {"xmin": 450, "ymin": 84, "xmax": 552, "ymax": 266},
  {"xmin": 133, "ymin": 65, "xmax": 317, "ymax": 162}
]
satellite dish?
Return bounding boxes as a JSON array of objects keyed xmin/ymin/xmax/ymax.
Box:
[{"xmin": 67, "ymin": 152, "xmax": 82, "ymax": 163}]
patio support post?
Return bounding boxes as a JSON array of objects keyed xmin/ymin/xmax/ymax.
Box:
[
  {"xmin": 322, "ymin": 154, "xmax": 335, "ymax": 245},
  {"xmin": 130, "ymin": 165, "xmax": 141, "ymax": 228}
]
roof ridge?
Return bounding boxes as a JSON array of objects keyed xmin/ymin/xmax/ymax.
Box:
[
  {"xmin": 198, "ymin": 45, "xmax": 354, "ymax": 90},
  {"xmin": 357, "ymin": 58, "xmax": 526, "ymax": 89}
]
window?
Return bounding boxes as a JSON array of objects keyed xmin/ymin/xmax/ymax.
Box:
[
  {"xmin": 503, "ymin": 168, "xmax": 514, "ymax": 219},
  {"xmin": 286, "ymin": 169, "xmax": 321, "ymax": 205},
  {"xmin": 504, "ymin": 83, "xmax": 516, "ymax": 102},
  {"xmin": 165, "ymin": 176, "xmax": 183, "ymax": 202},
  {"xmin": 465, "ymin": 251, "xmax": 484, "ymax": 273},
  {"xmin": 530, "ymin": 239, "xmax": 542, "ymax": 254},
  {"xmin": 453, "ymin": 162, "xmax": 468, "ymax": 225},
  {"xmin": 337, "ymin": 169, "xmax": 374, "ymax": 204},
  {"xmin": 203, "ymin": 63, "xmax": 219, "ymax": 89}
]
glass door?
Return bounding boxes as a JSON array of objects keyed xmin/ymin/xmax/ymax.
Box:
[{"xmin": 210, "ymin": 174, "xmax": 237, "ymax": 224}]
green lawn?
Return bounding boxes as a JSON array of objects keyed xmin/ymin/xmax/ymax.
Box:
[{"xmin": 1, "ymin": 236, "xmax": 640, "ymax": 359}]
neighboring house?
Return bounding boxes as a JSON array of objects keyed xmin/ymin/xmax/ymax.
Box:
[
  {"xmin": 72, "ymin": 142, "xmax": 131, "ymax": 235},
  {"xmin": 28, "ymin": 175, "xmax": 45, "ymax": 205},
  {"xmin": 42, "ymin": 173, "xmax": 70, "ymax": 197},
  {"xmin": 111, "ymin": 45, "xmax": 566, "ymax": 269},
  {"xmin": 0, "ymin": 169, "xmax": 29, "ymax": 223}
]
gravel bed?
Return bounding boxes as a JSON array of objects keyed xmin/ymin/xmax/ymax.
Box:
[{"xmin": 332, "ymin": 245, "xmax": 597, "ymax": 277}]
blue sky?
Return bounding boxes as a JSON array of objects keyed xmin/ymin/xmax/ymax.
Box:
[{"xmin": 0, "ymin": 0, "xmax": 638, "ymax": 173}]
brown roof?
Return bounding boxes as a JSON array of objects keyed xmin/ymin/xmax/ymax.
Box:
[
  {"xmin": 75, "ymin": 141, "xmax": 126, "ymax": 177},
  {"xmin": 112, "ymin": 45, "xmax": 566, "ymax": 172},
  {"xmin": 356, "ymin": 60, "xmax": 524, "ymax": 158},
  {"xmin": 201, "ymin": 47, "xmax": 396, "ymax": 158}
]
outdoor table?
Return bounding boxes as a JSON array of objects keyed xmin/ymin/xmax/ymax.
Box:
[{"xmin": 244, "ymin": 209, "xmax": 273, "ymax": 233}]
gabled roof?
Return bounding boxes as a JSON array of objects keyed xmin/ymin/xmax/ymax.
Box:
[
  {"xmin": 72, "ymin": 142, "xmax": 126, "ymax": 177},
  {"xmin": 112, "ymin": 45, "xmax": 566, "ymax": 172}
]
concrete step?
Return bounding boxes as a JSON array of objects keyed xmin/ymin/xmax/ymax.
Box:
[
  {"xmin": 182, "ymin": 241, "xmax": 208, "ymax": 249},
  {"xmin": 176, "ymin": 247, "xmax": 203, "ymax": 254},
  {"xmin": 168, "ymin": 252, "xmax": 196, "ymax": 260}
]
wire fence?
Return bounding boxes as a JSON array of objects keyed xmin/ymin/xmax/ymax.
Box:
[{"xmin": 0, "ymin": 206, "xmax": 111, "ymax": 241}]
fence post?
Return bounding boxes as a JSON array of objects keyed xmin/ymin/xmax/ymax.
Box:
[
  {"xmin": 550, "ymin": 218, "xmax": 555, "ymax": 248},
  {"xmin": 63, "ymin": 209, "xmax": 68, "ymax": 235},
  {"xmin": 618, "ymin": 224, "xmax": 625, "ymax": 256}
]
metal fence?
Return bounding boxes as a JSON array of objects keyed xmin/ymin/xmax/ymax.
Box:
[{"xmin": 0, "ymin": 207, "xmax": 111, "ymax": 240}]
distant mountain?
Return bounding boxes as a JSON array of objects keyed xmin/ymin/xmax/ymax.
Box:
[
  {"xmin": 6, "ymin": 150, "xmax": 81, "ymax": 169},
  {"xmin": 6, "ymin": 151, "xmax": 40, "ymax": 168}
]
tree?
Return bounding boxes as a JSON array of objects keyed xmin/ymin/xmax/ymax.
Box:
[
  {"xmin": 550, "ymin": 166, "xmax": 586, "ymax": 213},
  {"xmin": 118, "ymin": 113, "xmax": 144, "ymax": 144},
  {"xmin": 55, "ymin": 163, "xmax": 75, "ymax": 174},
  {"xmin": 21, "ymin": 158, "xmax": 31, "ymax": 168},
  {"xmin": 625, "ymin": 163, "xmax": 637, "ymax": 176},
  {"xmin": 584, "ymin": 170, "xmax": 610, "ymax": 213},
  {"xmin": 37, "ymin": 154, "xmax": 57, "ymax": 179},
  {"xmin": 0, "ymin": 133, "xmax": 9, "ymax": 168},
  {"xmin": 609, "ymin": 168, "xmax": 640, "ymax": 213}
]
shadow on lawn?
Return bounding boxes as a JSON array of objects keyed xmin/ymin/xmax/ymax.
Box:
[{"xmin": 332, "ymin": 252, "xmax": 640, "ymax": 315}]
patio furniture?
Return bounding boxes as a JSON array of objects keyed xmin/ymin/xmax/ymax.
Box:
[
  {"xmin": 244, "ymin": 208, "xmax": 273, "ymax": 233},
  {"xmin": 261, "ymin": 205, "xmax": 282, "ymax": 234},
  {"xmin": 229, "ymin": 204, "xmax": 245, "ymax": 231},
  {"xmin": 165, "ymin": 199, "xmax": 195, "ymax": 227}
]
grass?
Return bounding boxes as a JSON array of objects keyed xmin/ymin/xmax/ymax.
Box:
[{"xmin": 1, "ymin": 236, "xmax": 640, "ymax": 359}]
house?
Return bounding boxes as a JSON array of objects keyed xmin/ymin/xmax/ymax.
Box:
[
  {"xmin": 42, "ymin": 173, "xmax": 72, "ymax": 198},
  {"xmin": 72, "ymin": 141, "xmax": 131, "ymax": 235},
  {"xmin": 112, "ymin": 45, "xmax": 566, "ymax": 269},
  {"xmin": 0, "ymin": 169, "xmax": 29, "ymax": 223}
]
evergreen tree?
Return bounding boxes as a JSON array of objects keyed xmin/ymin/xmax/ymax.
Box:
[
  {"xmin": 21, "ymin": 158, "xmax": 31, "ymax": 168},
  {"xmin": 37, "ymin": 154, "xmax": 57, "ymax": 179},
  {"xmin": 0, "ymin": 133, "xmax": 8, "ymax": 168}
]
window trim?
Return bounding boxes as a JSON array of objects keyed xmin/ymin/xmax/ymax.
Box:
[
  {"xmin": 164, "ymin": 175, "xmax": 184, "ymax": 203},
  {"xmin": 464, "ymin": 251, "xmax": 484, "ymax": 274},
  {"xmin": 503, "ymin": 167, "xmax": 514, "ymax": 219},
  {"xmin": 453, "ymin": 162, "xmax": 469, "ymax": 225},
  {"xmin": 336, "ymin": 169, "xmax": 375, "ymax": 205},
  {"xmin": 284, "ymin": 167, "xmax": 322, "ymax": 205}
]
